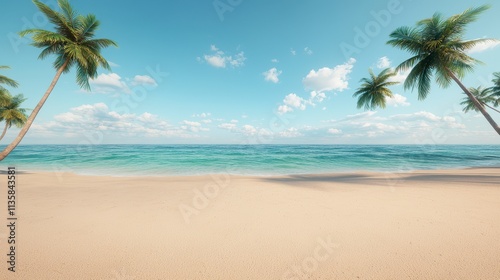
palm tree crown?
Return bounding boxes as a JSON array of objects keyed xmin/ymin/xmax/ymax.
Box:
[
  {"xmin": 387, "ymin": 5, "xmax": 500, "ymax": 135},
  {"xmin": 491, "ymin": 72, "xmax": 500, "ymax": 107},
  {"xmin": 353, "ymin": 68, "xmax": 400, "ymax": 110},
  {"xmin": 387, "ymin": 5, "xmax": 494, "ymax": 100},
  {"xmin": 0, "ymin": 66, "xmax": 19, "ymax": 107},
  {"xmin": 19, "ymin": 0, "xmax": 117, "ymax": 90},
  {"xmin": 460, "ymin": 87, "xmax": 498, "ymax": 113},
  {"xmin": 0, "ymin": 66, "xmax": 19, "ymax": 89},
  {"xmin": 0, "ymin": 93, "xmax": 29, "ymax": 142},
  {"xmin": 0, "ymin": 94, "xmax": 29, "ymax": 129}
]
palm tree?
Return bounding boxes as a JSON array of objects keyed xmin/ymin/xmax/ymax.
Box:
[
  {"xmin": 353, "ymin": 68, "xmax": 400, "ymax": 110},
  {"xmin": 460, "ymin": 87, "xmax": 500, "ymax": 114},
  {"xmin": 0, "ymin": 0, "xmax": 117, "ymax": 160},
  {"xmin": 0, "ymin": 66, "xmax": 19, "ymax": 90},
  {"xmin": 0, "ymin": 66, "xmax": 19, "ymax": 106},
  {"xmin": 491, "ymin": 72, "xmax": 500, "ymax": 107},
  {"xmin": 0, "ymin": 94, "xmax": 29, "ymax": 141},
  {"xmin": 387, "ymin": 5, "xmax": 500, "ymax": 135}
]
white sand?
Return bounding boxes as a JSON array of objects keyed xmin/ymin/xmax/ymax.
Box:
[{"xmin": 0, "ymin": 168, "xmax": 499, "ymax": 279}]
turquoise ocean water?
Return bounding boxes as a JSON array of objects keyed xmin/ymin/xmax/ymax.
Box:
[{"xmin": 1, "ymin": 145, "xmax": 498, "ymax": 176}]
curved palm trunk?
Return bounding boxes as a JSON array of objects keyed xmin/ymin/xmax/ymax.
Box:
[
  {"xmin": 0, "ymin": 122, "xmax": 8, "ymax": 142},
  {"xmin": 447, "ymin": 69, "xmax": 500, "ymax": 135},
  {"xmin": 0, "ymin": 60, "xmax": 69, "ymax": 160}
]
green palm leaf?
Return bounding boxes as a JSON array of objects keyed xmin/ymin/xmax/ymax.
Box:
[
  {"xmin": 353, "ymin": 68, "xmax": 400, "ymax": 110},
  {"xmin": 387, "ymin": 5, "xmax": 496, "ymax": 99},
  {"xmin": 0, "ymin": 66, "xmax": 19, "ymax": 89},
  {"xmin": 0, "ymin": 0, "xmax": 117, "ymax": 160},
  {"xmin": 460, "ymin": 87, "xmax": 499, "ymax": 113},
  {"xmin": 20, "ymin": 0, "xmax": 117, "ymax": 90},
  {"xmin": 0, "ymin": 93, "xmax": 29, "ymax": 129},
  {"xmin": 387, "ymin": 5, "xmax": 500, "ymax": 135}
]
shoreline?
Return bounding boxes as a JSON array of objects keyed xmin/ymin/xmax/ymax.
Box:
[
  {"xmin": 4, "ymin": 165, "xmax": 500, "ymax": 179},
  {"xmin": 1, "ymin": 167, "xmax": 499, "ymax": 279}
]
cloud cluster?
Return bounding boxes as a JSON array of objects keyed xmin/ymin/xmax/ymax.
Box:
[
  {"xmin": 376, "ymin": 56, "xmax": 391, "ymax": 69},
  {"xmin": 386, "ymin": 94, "xmax": 410, "ymax": 107},
  {"xmin": 89, "ymin": 73, "xmax": 158, "ymax": 95},
  {"xmin": 202, "ymin": 45, "xmax": 246, "ymax": 68},
  {"xmin": 321, "ymin": 110, "xmax": 466, "ymax": 139},
  {"xmin": 277, "ymin": 91, "xmax": 327, "ymax": 115},
  {"xmin": 303, "ymin": 58, "xmax": 356, "ymax": 93},
  {"xmin": 31, "ymin": 103, "xmax": 201, "ymax": 141},
  {"xmin": 263, "ymin": 67, "xmax": 282, "ymax": 83}
]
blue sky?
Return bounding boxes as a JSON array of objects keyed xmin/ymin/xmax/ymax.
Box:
[{"xmin": 1, "ymin": 0, "xmax": 500, "ymax": 144}]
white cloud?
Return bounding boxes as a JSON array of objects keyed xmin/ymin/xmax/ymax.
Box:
[
  {"xmin": 241, "ymin": 125, "xmax": 257, "ymax": 136},
  {"xmin": 277, "ymin": 91, "xmax": 328, "ymax": 115},
  {"xmin": 377, "ymin": 56, "xmax": 391, "ymax": 69},
  {"xmin": 88, "ymin": 72, "xmax": 161, "ymax": 95},
  {"xmin": 309, "ymin": 91, "xmax": 326, "ymax": 104},
  {"xmin": 327, "ymin": 128, "xmax": 342, "ymax": 135},
  {"xmin": 192, "ymin": 112, "xmax": 211, "ymax": 118},
  {"xmin": 390, "ymin": 111, "xmax": 441, "ymax": 122},
  {"xmin": 386, "ymin": 94, "xmax": 410, "ymax": 107},
  {"xmin": 263, "ymin": 67, "xmax": 282, "ymax": 83},
  {"xmin": 137, "ymin": 112, "xmax": 157, "ymax": 123},
  {"xmin": 218, "ymin": 123, "xmax": 237, "ymax": 130},
  {"xmin": 467, "ymin": 40, "xmax": 500, "ymax": 54},
  {"xmin": 89, "ymin": 73, "xmax": 130, "ymax": 94},
  {"xmin": 271, "ymin": 58, "xmax": 279, "ymax": 63},
  {"xmin": 203, "ymin": 45, "xmax": 246, "ymax": 68},
  {"xmin": 323, "ymin": 110, "xmax": 466, "ymax": 139},
  {"xmin": 132, "ymin": 75, "xmax": 157, "ymax": 86},
  {"xmin": 283, "ymin": 93, "xmax": 306, "ymax": 110},
  {"xmin": 108, "ymin": 61, "xmax": 120, "ymax": 67},
  {"xmin": 31, "ymin": 103, "xmax": 196, "ymax": 140},
  {"xmin": 291, "ymin": 49, "xmax": 296, "ymax": 56},
  {"xmin": 343, "ymin": 111, "xmax": 378, "ymax": 121},
  {"xmin": 279, "ymin": 127, "xmax": 302, "ymax": 138},
  {"xmin": 304, "ymin": 47, "xmax": 313, "ymax": 55},
  {"xmin": 228, "ymin": 52, "xmax": 246, "ymax": 67},
  {"xmin": 278, "ymin": 105, "xmax": 293, "ymax": 114},
  {"xmin": 389, "ymin": 69, "xmax": 409, "ymax": 83},
  {"xmin": 204, "ymin": 55, "xmax": 226, "ymax": 68},
  {"xmin": 182, "ymin": 120, "xmax": 208, "ymax": 132},
  {"xmin": 303, "ymin": 58, "xmax": 356, "ymax": 93},
  {"xmin": 182, "ymin": 120, "xmax": 201, "ymax": 127}
]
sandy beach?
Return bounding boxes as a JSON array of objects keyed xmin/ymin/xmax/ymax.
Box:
[{"xmin": 1, "ymin": 168, "xmax": 499, "ymax": 279}]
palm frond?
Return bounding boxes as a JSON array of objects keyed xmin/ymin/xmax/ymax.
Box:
[
  {"xmin": 21, "ymin": 0, "xmax": 117, "ymax": 90},
  {"xmin": 0, "ymin": 66, "xmax": 19, "ymax": 88},
  {"xmin": 354, "ymin": 68, "xmax": 399, "ymax": 110},
  {"xmin": 387, "ymin": 26, "xmax": 423, "ymax": 54}
]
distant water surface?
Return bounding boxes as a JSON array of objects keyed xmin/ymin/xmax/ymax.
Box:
[{"xmin": 1, "ymin": 145, "xmax": 499, "ymax": 176}]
